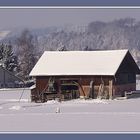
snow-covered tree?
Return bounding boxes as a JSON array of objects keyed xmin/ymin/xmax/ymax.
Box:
[
  {"xmin": 16, "ymin": 29, "xmax": 38, "ymax": 80},
  {"xmin": 0, "ymin": 43, "xmax": 18, "ymax": 73}
]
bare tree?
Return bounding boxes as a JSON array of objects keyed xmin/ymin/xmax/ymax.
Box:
[{"xmin": 16, "ymin": 29, "xmax": 37, "ymax": 80}]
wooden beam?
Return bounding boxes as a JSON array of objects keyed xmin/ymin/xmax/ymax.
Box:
[{"xmin": 109, "ymin": 80, "xmax": 113, "ymax": 99}]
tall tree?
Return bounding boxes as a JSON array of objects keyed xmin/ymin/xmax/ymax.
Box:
[{"xmin": 16, "ymin": 29, "xmax": 37, "ymax": 80}]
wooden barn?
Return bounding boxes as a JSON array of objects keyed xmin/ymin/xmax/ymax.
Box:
[{"xmin": 30, "ymin": 50, "xmax": 140, "ymax": 102}]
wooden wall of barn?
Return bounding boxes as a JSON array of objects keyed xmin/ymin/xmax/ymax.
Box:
[
  {"xmin": 113, "ymin": 51, "xmax": 137, "ymax": 97},
  {"xmin": 32, "ymin": 76, "xmax": 114, "ymax": 99},
  {"xmin": 77, "ymin": 76, "xmax": 113, "ymax": 98},
  {"xmin": 113, "ymin": 83, "xmax": 136, "ymax": 97},
  {"xmin": 113, "ymin": 73, "xmax": 136, "ymax": 97},
  {"xmin": 31, "ymin": 73, "xmax": 137, "ymax": 101},
  {"xmin": 36, "ymin": 76, "xmax": 49, "ymax": 93}
]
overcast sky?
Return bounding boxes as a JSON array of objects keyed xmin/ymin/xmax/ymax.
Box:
[{"xmin": 1, "ymin": 8, "xmax": 140, "ymax": 30}]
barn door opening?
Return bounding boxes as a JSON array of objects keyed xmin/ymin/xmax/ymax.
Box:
[{"xmin": 60, "ymin": 79, "xmax": 80, "ymax": 100}]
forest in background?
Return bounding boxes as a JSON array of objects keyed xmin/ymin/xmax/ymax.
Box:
[{"xmin": 1, "ymin": 17, "xmax": 140, "ymax": 80}]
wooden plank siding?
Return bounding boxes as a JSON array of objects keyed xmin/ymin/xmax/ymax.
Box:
[
  {"xmin": 31, "ymin": 74, "xmax": 137, "ymax": 101},
  {"xmin": 31, "ymin": 76, "xmax": 114, "ymax": 101},
  {"xmin": 32, "ymin": 76, "xmax": 137, "ymax": 101},
  {"xmin": 113, "ymin": 83, "xmax": 136, "ymax": 97},
  {"xmin": 112, "ymin": 51, "xmax": 137, "ymax": 97},
  {"xmin": 36, "ymin": 77, "xmax": 49, "ymax": 93}
]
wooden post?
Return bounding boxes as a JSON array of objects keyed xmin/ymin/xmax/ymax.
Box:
[
  {"xmin": 89, "ymin": 81, "xmax": 94, "ymax": 99},
  {"xmin": 109, "ymin": 80, "xmax": 113, "ymax": 99},
  {"xmin": 57, "ymin": 80, "xmax": 61, "ymax": 102}
]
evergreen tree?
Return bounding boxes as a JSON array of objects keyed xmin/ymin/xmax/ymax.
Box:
[{"xmin": 0, "ymin": 43, "xmax": 18, "ymax": 73}]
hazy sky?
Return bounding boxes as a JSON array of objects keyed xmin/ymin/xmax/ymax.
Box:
[{"xmin": 1, "ymin": 8, "xmax": 140, "ymax": 29}]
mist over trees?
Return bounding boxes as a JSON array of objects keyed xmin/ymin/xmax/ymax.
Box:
[{"xmin": 1, "ymin": 17, "xmax": 140, "ymax": 80}]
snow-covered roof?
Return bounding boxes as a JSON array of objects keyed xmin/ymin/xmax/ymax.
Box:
[{"xmin": 30, "ymin": 50, "xmax": 130, "ymax": 76}]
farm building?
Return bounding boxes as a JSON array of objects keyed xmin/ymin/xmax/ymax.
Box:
[
  {"xmin": 0, "ymin": 66, "xmax": 24, "ymax": 88},
  {"xmin": 30, "ymin": 50, "xmax": 140, "ymax": 102}
]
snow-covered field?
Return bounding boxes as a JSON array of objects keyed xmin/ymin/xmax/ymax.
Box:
[{"xmin": 0, "ymin": 90, "xmax": 140, "ymax": 132}]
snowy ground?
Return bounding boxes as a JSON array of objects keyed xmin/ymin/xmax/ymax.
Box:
[{"xmin": 0, "ymin": 94, "xmax": 140, "ymax": 132}]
